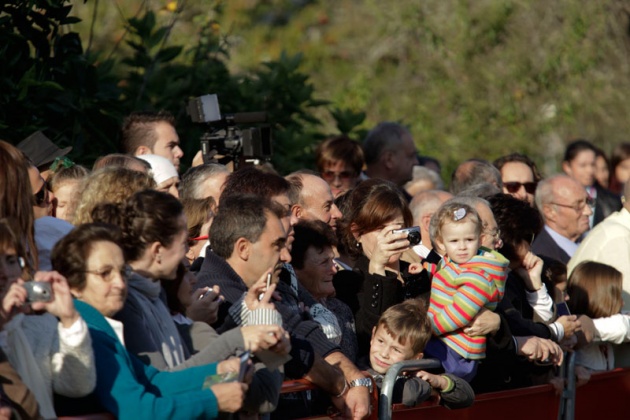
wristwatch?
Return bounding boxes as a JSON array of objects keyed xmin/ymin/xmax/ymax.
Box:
[{"xmin": 349, "ymin": 377, "xmax": 373, "ymax": 393}]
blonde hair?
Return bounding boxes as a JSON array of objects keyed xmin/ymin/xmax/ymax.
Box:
[
  {"xmin": 73, "ymin": 167, "xmax": 156, "ymax": 224},
  {"xmin": 429, "ymin": 202, "xmax": 481, "ymax": 245}
]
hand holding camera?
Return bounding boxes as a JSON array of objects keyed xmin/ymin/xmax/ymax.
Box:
[{"xmin": 1, "ymin": 272, "xmax": 79, "ymax": 328}]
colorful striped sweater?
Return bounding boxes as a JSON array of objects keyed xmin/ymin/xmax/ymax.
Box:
[{"xmin": 425, "ymin": 248, "xmax": 509, "ymax": 360}]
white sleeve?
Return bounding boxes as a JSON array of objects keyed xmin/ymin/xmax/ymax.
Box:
[
  {"xmin": 525, "ymin": 284, "xmax": 554, "ymax": 322},
  {"xmin": 52, "ymin": 316, "xmax": 97, "ymax": 397},
  {"xmin": 592, "ymin": 314, "xmax": 630, "ymax": 344}
]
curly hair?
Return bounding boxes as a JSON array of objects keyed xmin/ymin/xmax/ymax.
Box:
[
  {"xmin": 72, "ymin": 167, "xmax": 156, "ymax": 225},
  {"xmin": 487, "ymin": 193, "xmax": 543, "ymax": 263}
]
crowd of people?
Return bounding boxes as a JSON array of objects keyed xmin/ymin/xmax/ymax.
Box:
[{"xmin": 1, "ymin": 112, "xmax": 630, "ymax": 419}]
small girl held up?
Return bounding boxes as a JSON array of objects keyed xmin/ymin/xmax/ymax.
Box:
[{"xmin": 421, "ymin": 202, "xmax": 509, "ymax": 381}]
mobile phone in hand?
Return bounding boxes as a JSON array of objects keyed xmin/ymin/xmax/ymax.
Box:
[
  {"xmin": 238, "ymin": 351, "xmax": 251, "ymax": 382},
  {"xmin": 258, "ymin": 273, "xmax": 272, "ymax": 301},
  {"xmin": 556, "ymin": 302, "xmax": 571, "ymax": 316}
]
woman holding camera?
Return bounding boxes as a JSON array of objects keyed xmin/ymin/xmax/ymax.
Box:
[
  {"xmin": 335, "ymin": 179, "xmax": 426, "ymax": 358},
  {"xmin": 0, "ymin": 218, "xmax": 96, "ymax": 419}
]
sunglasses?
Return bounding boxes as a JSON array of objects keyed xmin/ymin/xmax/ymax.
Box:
[
  {"xmin": 33, "ymin": 181, "xmax": 49, "ymax": 206},
  {"xmin": 504, "ymin": 181, "xmax": 537, "ymax": 194},
  {"xmin": 321, "ymin": 170, "xmax": 355, "ymax": 182}
]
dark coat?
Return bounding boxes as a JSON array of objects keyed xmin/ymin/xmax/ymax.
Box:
[{"xmin": 531, "ymin": 228, "xmax": 571, "ymax": 264}]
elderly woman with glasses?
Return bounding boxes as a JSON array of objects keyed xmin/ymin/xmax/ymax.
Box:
[{"xmin": 51, "ymin": 222, "xmax": 247, "ymax": 418}]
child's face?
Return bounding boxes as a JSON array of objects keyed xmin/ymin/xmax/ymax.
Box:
[
  {"xmin": 53, "ymin": 180, "xmax": 80, "ymax": 222},
  {"xmin": 437, "ymin": 219, "xmax": 480, "ymax": 264},
  {"xmin": 369, "ymin": 325, "xmax": 421, "ymax": 375}
]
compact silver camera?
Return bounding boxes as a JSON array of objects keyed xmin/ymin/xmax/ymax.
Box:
[
  {"xmin": 392, "ymin": 226, "xmax": 422, "ymax": 246},
  {"xmin": 23, "ymin": 281, "xmax": 53, "ymax": 303}
]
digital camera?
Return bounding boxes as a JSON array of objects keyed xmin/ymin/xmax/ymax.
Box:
[{"xmin": 392, "ymin": 226, "xmax": 421, "ymax": 246}]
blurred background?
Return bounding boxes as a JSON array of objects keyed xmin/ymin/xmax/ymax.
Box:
[{"xmin": 3, "ymin": 0, "xmax": 630, "ymax": 178}]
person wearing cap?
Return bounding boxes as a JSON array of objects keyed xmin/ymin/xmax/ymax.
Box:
[
  {"xmin": 136, "ymin": 154, "xmax": 180, "ymax": 198},
  {"xmin": 17, "ymin": 131, "xmax": 72, "ymax": 181},
  {"xmin": 121, "ymin": 111, "xmax": 184, "ymax": 171}
]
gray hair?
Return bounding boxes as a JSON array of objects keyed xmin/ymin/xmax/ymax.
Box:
[
  {"xmin": 409, "ymin": 190, "xmax": 448, "ymax": 225},
  {"xmin": 534, "ymin": 174, "xmax": 564, "ymax": 214},
  {"xmin": 362, "ymin": 122, "xmax": 411, "ymax": 165},
  {"xmin": 450, "ymin": 159, "xmax": 503, "ymax": 195},
  {"xmin": 179, "ymin": 163, "xmax": 228, "ymax": 200},
  {"xmin": 457, "ymin": 182, "xmax": 501, "ymax": 199}
]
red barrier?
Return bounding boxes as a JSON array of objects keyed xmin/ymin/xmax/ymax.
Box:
[
  {"xmin": 574, "ymin": 368, "xmax": 630, "ymax": 420},
  {"xmin": 390, "ymin": 384, "xmax": 560, "ymax": 420}
]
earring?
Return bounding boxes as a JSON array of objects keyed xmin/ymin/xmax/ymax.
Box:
[{"xmin": 356, "ymin": 241, "xmax": 361, "ymax": 248}]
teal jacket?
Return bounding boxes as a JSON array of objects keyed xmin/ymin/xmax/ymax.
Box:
[{"xmin": 75, "ymin": 300, "xmax": 220, "ymax": 419}]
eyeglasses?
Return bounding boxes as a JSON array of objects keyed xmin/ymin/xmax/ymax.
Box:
[
  {"xmin": 83, "ymin": 265, "xmax": 132, "ymax": 282},
  {"xmin": 484, "ymin": 228, "xmax": 501, "ymax": 239},
  {"xmin": 549, "ymin": 196, "xmax": 595, "ymax": 213},
  {"xmin": 504, "ymin": 181, "xmax": 537, "ymax": 194},
  {"xmin": 321, "ymin": 170, "xmax": 355, "ymax": 182},
  {"xmin": 33, "ymin": 180, "xmax": 49, "ymax": 206}
]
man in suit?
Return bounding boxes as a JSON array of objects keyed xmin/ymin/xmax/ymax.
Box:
[{"xmin": 531, "ymin": 174, "xmax": 593, "ymax": 264}]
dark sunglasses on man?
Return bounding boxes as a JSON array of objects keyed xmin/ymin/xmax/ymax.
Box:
[
  {"xmin": 33, "ymin": 181, "xmax": 49, "ymax": 206},
  {"xmin": 504, "ymin": 181, "xmax": 537, "ymax": 194}
]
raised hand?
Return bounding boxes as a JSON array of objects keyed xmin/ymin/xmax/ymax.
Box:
[{"xmin": 365, "ymin": 224, "xmax": 409, "ymax": 276}]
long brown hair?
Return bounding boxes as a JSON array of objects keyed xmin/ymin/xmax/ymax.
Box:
[
  {"xmin": 568, "ymin": 261, "xmax": 623, "ymax": 318},
  {"xmin": 0, "ymin": 140, "xmax": 37, "ymax": 271}
]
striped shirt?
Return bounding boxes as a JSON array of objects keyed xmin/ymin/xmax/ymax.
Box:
[{"xmin": 426, "ymin": 248, "xmax": 509, "ymax": 360}]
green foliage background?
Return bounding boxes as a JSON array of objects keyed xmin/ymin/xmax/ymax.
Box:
[{"xmin": 3, "ymin": 0, "xmax": 630, "ymax": 178}]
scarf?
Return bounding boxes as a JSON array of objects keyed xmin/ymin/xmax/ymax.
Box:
[{"xmin": 126, "ymin": 272, "xmax": 186, "ymax": 369}]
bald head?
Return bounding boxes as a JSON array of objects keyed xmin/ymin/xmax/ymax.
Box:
[
  {"xmin": 409, "ymin": 190, "xmax": 453, "ymax": 246},
  {"xmin": 287, "ymin": 173, "xmax": 342, "ymax": 230}
]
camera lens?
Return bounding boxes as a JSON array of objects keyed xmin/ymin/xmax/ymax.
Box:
[{"xmin": 407, "ymin": 231, "xmax": 421, "ymax": 246}]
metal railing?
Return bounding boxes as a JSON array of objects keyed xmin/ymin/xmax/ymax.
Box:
[{"xmin": 378, "ymin": 359, "xmax": 442, "ymax": 420}]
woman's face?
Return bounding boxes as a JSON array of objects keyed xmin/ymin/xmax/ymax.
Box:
[
  {"xmin": 53, "ymin": 180, "xmax": 80, "ymax": 222},
  {"xmin": 0, "ymin": 247, "xmax": 22, "ymax": 294},
  {"xmin": 156, "ymin": 215, "xmax": 189, "ymax": 280},
  {"xmin": 295, "ymin": 245, "xmax": 337, "ymax": 300},
  {"xmin": 77, "ymin": 241, "xmax": 127, "ymax": 318},
  {"xmin": 358, "ymin": 212, "xmax": 405, "ymax": 264},
  {"xmin": 594, "ymin": 156, "xmax": 610, "ymax": 188},
  {"xmin": 564, "ymin": 150, "xmax": 596, "ymax": 188},
  {"xmin": 615, "ymin": 158, "xmax": 630, "ymax": 186}
]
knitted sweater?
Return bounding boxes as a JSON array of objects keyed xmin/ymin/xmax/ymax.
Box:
[
  {"xmin": 426, "ymin": 248, "xmax": 509, "ymax": 360},
  {"xmin": 75, "ymin": 300, "xmax": 220, "ymax": 420}
]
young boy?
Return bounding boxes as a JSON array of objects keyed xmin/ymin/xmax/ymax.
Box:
[{"xmin": 363, "ymin": 300, "xmax": 474, "ymax": 408}]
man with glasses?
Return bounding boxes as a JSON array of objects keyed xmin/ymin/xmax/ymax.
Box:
[{"xmin": 531, "ymin": 174, "xmax": 594, "ymax": 264}]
